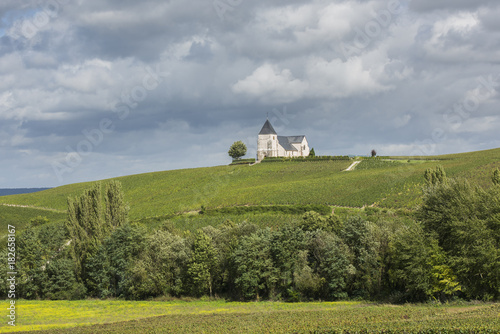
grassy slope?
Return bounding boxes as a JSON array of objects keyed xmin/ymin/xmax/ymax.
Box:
[
  {"xmin": 2, "ymin": 300, "xmax": 497, "ymax": 333},
  {"xmin": 0, "ymin": 205, "xmax": 66, "ymax": 246},
  {"xmin": 0, "ymin": 148, "xmax": 499, "ymax": 223}
]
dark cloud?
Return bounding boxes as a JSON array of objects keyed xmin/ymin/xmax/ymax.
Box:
[
  {"xmin": 1, "ymin": 0, "xmax": 500, "ymax": 187},
  {"xmin": 409, "ymin": 0, "xmax": 496, "ymax": 12}
]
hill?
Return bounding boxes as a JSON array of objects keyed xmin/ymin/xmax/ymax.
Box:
[
  {"xmin": 0, "ymin": 188, "xmax": 51, "ymax": 196},
  {"xmin": 2, "ymin": 148, "xmax": 499, "ymax": 305},
  {"xmin": 1, "ymin": 147, "xmax": 499, "ymax": 225}
]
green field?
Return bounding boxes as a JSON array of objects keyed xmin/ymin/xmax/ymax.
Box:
[
  {"xmin": 1, "ymin": 300, "xmax": 498, "ymax": 333},
  {"xmin": 1, "ymin": 148, "xmax": 500, "ymax": 222}
]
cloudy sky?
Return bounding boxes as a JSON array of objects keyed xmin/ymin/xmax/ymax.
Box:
[{"xmin": 1, "ymin": 0, "xmax": 499, "ymax": 188}]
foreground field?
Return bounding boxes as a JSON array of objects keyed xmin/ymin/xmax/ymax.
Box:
[{"xmin": 1, "ymin": 300, "xmax": 498, "ymax": 333}]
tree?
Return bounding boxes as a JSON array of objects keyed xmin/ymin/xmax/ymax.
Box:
[
  {"xmin": 66, "ymin": 181, "xmax": 129, "ymax": 286},
  {"xmin": 371, "ymin": 149, "xmax": 377, "ymax": 157},
  {"xmin": 493, "ymin": 168, "xmax": 500, "ymax": 185},
  {"xmin": 341, "ymin": 216, "xmax": 380, "ymax": 298},
  {"xmin": 16, "ymin": 220, "xmax": 82, "ymax": 300},
  {"xmin": 299, "ymin": 211, "xmax": 342, "ymax": 234},
  {"xmin": 424, "ymin": 165, "xmax": 447, "ymax": 185},
  {"xmin": 387, "ymin": 223, "xmax": 460, "ymax": 302},
  {"xmin": 228, "ymin": 141, "xmax": 247, "ymax": 160},
  {"xmin": 233, "ymin": 228, "xmax": 278, "ymax": 300},
  {"xmin": 127, "ymin": 229, "xmax": 190, "ymax": 299},
  {"xmin": 309, "ymin": 230, "xmax": 352, "ymax": 300},
  {"xmin": 187, "ymin": 230, "xmax": 218, "ymax": 297},
  {"xmin": 86, "ymin": 223, "xmax": 146, "ymax": 299},
  {"xmin": 66, "ymin": 183, "xmax": 104, "ymax": 283},
  {"xmin": 44, "ymin": 259, "xmax": 86, "ymax": 300},
  {"xmin": 269, "ymin": 224, "xmax": 310, "ymax": 300},
  {"xmin": 418, "ymin": 177, "xmax": 500, "ymax": 300},
  {"xmin": 309, "ymin": 148, "xmax": 316, "ymax": 157},
  {"xmin": 105, "ymin": 180, "xmax": 128, "ymax": 228},
  {"xmin": 17, "ymin": 227, "xmax": 46, "ymax": 299}
]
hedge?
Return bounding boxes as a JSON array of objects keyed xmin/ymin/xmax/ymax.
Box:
[{"xmin": 202, "ymin": 204, "xmax": 332, "ymax": 216}]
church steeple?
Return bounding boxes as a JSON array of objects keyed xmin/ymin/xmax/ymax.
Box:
[{"xmin": 259, "ymin": 119, "xmax": 277, "ymax": 135}]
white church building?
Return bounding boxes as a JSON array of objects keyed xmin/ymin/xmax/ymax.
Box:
[{"xmin": 257, "ymin": 119, "xmax": 310, "ymax": 161}]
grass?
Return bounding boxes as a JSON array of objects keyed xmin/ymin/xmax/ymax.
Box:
[
  {"xmin": 0, "ymin": 148, "xmax": 499, "ymax": 230},
  {"xmin": 1, "ymin": 300, "xmax": 497, "ymax": 333},
  {"xmin": 135, "ymin": 205, "xmax": 416, "ymax": 235}
]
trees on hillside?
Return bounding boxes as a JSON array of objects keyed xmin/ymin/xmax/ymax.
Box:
[
  {"xmin": 14, "ymin": 218, "xmax": 85, "ymax": 300},
  {"xmin": 228, "ymin": 141, "xmax": 247, "ymax": 160},
  {"xmin": 65, "ymin": 180, "xmax": 129, "ymax": 291},
  {"xmin": 418, "ymin": 172, "xmax": 500, "ymax": 300}
]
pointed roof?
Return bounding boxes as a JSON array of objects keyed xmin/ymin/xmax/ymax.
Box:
[{"xmin": 259, "ymin": 119, "xmax": 277, "ymax": 135}]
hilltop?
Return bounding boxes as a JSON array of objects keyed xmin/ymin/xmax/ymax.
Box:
[{"xmin": 1, "ymin": 147, "xmax": 499, "ymax": 229}]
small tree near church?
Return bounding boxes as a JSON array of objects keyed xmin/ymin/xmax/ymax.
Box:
[{"xmin": 228, "ymin": 141, "xmax": 247, "ymax": 160}]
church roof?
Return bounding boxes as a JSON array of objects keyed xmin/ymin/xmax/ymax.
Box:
[
  {"xmin": 285, "ymin": 135, "xmax": 306, "ymax": 143},
  {"xmin": 259, "ymin": 119, "xmax": 277, "ymax": 135},
  {"xmin": 278, "ymin": 135, "xmax": 306, "ymax": 151}
]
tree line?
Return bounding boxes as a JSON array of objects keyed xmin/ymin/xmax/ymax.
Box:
[{"xmin": 1, "ymin": 168, "xmax": 499, "ymax": 302}]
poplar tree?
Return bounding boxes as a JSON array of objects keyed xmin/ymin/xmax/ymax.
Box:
[
  {"xmin": 105, "ymin": 180, "xmax": 128, "ymax": 228},
  {"xmin": 66, "ymin": 181, "xmax": 128, "ymax": 284}
]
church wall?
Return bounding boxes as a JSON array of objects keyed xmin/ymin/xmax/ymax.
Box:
[
  {"xmin": 301, "ymin": 138, "xmax": 310, "ymax": 157},
  {"xmin": 257, "ymin": 134, "xmax": 278, "ymax": 160}
]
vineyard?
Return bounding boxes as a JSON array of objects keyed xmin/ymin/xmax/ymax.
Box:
[{"xmin": 1, "ymin": 148, "xmax": 500, "ymax": 223}]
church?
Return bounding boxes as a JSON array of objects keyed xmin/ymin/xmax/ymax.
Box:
[{"xmin": 257, "ymin": 119, "xmax": 310, "ymax": 161}]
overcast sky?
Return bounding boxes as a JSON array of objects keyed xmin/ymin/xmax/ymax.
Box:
[{"xmin": 1, "ymin": 0, "xmax": 499, "ymax": 188}]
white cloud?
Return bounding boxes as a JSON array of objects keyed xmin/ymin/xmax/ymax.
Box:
[
  {"xmin": 305, "ymin": 56, "xmax": 390, "ymax": 98},
  {"xmin": 452, "ymin": 116, "xmax": 500, "ymax": 133},
  {"xmin": 232, "ymin": 56, "xmax": 390, "ymax": 102},
  {"xmin": 431, "ymin": 12, "xmax": 479, "ymax": 42},
  {"xmin": 232, "ymin": 63, "xmax": 308, "ymax": 103},
  {"xmin": 55, "ymin": 59, "xmax": 114, "ymax": 93}
]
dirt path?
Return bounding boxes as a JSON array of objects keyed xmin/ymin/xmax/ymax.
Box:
[
  {"xmin": 344, "ymin": 160, "xmax": 361, "ymax": 171},
  {"xmin": 0, "ymin": 203, "xmax": 65, "ymax": 213}
]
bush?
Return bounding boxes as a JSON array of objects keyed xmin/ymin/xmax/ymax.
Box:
[{"xmin": 260, "ymin": 156, "xmax": 350, "ymax": 163}]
